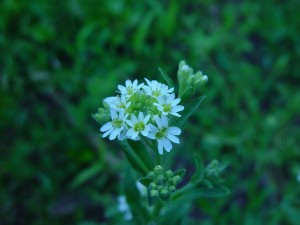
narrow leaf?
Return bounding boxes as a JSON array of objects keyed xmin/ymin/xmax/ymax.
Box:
[
  {"xmin": 191, "ymin": 153, "xmax": 205, "ymax": 183},
  {"xmin": 173, "ymin": 169, "xmax": 186, "ymax": 179},
  {"xmin": 127, "ymin": 139, "xmax": 154, "ymax": 171},
  {"xmin": 158, "ymin": 67, "xmax": 174, "ymax": 88},
  {"xmin": 139, "ymin": 177, "xmax": 152, "ymax": 187},
  {"xmin": 176, "ymin": 96, "xmax": 205, "ymax": 127}
]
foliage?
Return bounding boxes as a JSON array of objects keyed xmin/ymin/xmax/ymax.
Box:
[{"xmin": 1, "ymin": 0, "xmax": 300, "ymax": 224}]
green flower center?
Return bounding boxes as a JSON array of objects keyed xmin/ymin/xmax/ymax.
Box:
[
  {"xmin": 134, "ymin": 122, "xmax": 145, "ymax": 132},
  {"xmin": 112, "ymin": 119, "xmax": 123, "ymax": 128},
  {"xmin": 155, "ymin": 127, "xmax": 167, "ymax": 139},
  {"xmin": 163, "ymin": 104, "xmax": 171, "ymax": 113}
]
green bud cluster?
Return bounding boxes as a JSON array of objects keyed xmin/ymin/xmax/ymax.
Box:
[
  {"xmin": 140, "ymin": 165, "xmax": 185, "ymax": 206},
  {"xmin": 177, "ymin": 60, "xmax": 208, "ymax": 100},
  {"xmin": 93, "ymin": 107, "xmax": 110, "ymax": 125},
  {"xmin": 126, "ymin": 92, "xmax": 160, "ymax": 119},
  {"xmin": 148, "ymin": 165, "xmax": 179, "ymax": 199},
  {"xmin": 203, "ymin": 160, "xmax": 227, "ymax": 188}
]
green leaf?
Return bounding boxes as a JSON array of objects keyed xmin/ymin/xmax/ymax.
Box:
[
  {"xmin": 158, "ymin": 67, "xmax": 174, "ymax": 88},
  {"xmin": 120, "ymin": 141, "xmax": 149, "ymax": 176},
  {"xmin": 191, "ymin": 154, "xmax": 205, "ymax": 183},
  {"xmin": 196, "ymin": 185, "xmax": 230, "ymax": 198},
  {"xmin": 160, "ymin": 195, "xmax": 171, "ymax": 205},
  {"xmin": 68, "ymin": 163, "xmax": 103, "ymax": 189},
  {"xmin": 127, "ymin": 139, "xmax": 154, "ymax": 171},
  {"xmin": 139, "ymin": 177, "xmax": 152, "ymax": 187},
  {"xmin": 173, "ymin": 169, "xmax": 186, "ymax": 179},
  {"xmin": 174, "ymin": 96, "xmax": 205, "ymax": 128}
]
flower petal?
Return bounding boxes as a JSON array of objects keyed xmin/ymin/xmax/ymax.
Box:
[
  {"xmin": 168, "ymin": 126, "xmax": 181, "ymax": 135},
  {"xmin": 100, "ymin": 122, "xmax": 112, "ymax": 132},
  {"xmin": 167, "ymin": 133, "xmax": 180, "ymax": 144}
]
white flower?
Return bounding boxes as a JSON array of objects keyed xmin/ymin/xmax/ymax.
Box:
[
  {"xmin": 104, "ymin": 95, "xmax": 130, "ymax": 111},
  {"xmin": 148, "ymin": 115, "xmax": 181, "ymax": 155},
  {"xmin": 144, "ymin": 78, "xmax": 174, "ymax": 98},
  {"xmin": 118, "ymin": 79, "xmax": 144, "ymax": 97},
  {"xmin": 126, "ymin": 112, "xmax": 151, "ymax": 139},
  {"xmin": 154, "ymin": 93, "xmax": 184, "ymax": 117},
  {"xmin": 100, "ymin": 109, "xmax": 128, "ymax": 140},
  {"xmin": 117, "ymin": 195, "xmax": 132, "ymax": 221}
]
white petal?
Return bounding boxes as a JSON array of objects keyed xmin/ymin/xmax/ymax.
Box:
[
  {"xmin": 133, "ymin": 79, "xmax": 138, "ymax": 87},
  {"xmin": 141, "ymin": 130, "xmax": 148, "ymax": 136},
  {"xmin": 161, "ymin": 138, "xmax": 172, "ymax": 152},
  {"xmin": 131, "ymin": 132, "xmax": 139, "ymax": 139},
  {"xmin": 171, "ymin": 98, "xmax": 181, "ymax": 106},
  {"xmin": 171, "ymin": 112, "xmax": 181, "ymax": 117},
  {"xmin": 125, "ymin": 80, "xmax": 131, "ymax": 87},
  {"xmin": 138, "ymin": 112, "xmax": 144, "ymax": 121},
  {"xmin": 168, "ymin": 126, "xmax": 181, "ymax": 135},
  {"xmin": 155, "ymin": 117, "xmax": 162, "ymax": 128},
  {"xmin": 103, "ymin": 128, "xmax": 113, "ymax": 137},
  {"xmin": 172, "ymin": 105, "xmax": 184, "ymax": 112},
  {"xmin": 126, "ymin": 120, "xmax": 134, "ymax": 127},
  {"xmin": 161, "ymin": 115, "xmax": 168, "ymax": 127},
  {"xmin": 110, "ymin": 109, "xmax": 118, "ymax": 120},
  {"xmin": 100, "ymin": 122, "xmax": 112, "ymax": 132},
  {"xmin": 149, "ymin": 124, "xmax": 158, "ymax": 133},
  {"xmin": 167, "ymin": 133, "xmax": 180, "ymax": 143},
  {"xmin": 109, "ymin": 128, "xmax": 119, "ymax": 140},
  {"xmin": 158, "ymin": 141, "xmax": 164, "ymax": 155},
  {"xmin": 147, "ymin": 132, "xmax": 156, "ymax": 139},
  {"xmin": 131, "ymin": 114, "xmax": 138, "ymax": 123},
  {"xmin": 126, "ymin": 128, "xmax": 135, "ymax": 137},
  {"xmin": 118, "ymin": 85, "xmax": 126, "ymax": 93},
  {"xmin": 144, "ymin": 115, "xmax": 150, "ymax": 123}
]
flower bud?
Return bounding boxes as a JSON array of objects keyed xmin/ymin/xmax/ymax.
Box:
[
  {"xmin": 157, "ymin": 185, "xmax": 163, "ymax": 192},
  {"xmin": 165, "ymin": 170, "xmax": 173, "ymax": 178},
  {"xmin": 172, "ymin": 175, "xmax": 181, "ymax": 186},
  {"xmin": 160, "ymin": 189, "xmax": 169, "ymax": 198},
  {"xmin": 147, "ymin": 171, "xmax": 155, "ymax": 179},
  {"xmin": 149, "ymin": 182, "xmax": 156, "ymax": 190},
  {"xmin": 169, "ymin": 186, "xmax": 176, "ymax": 192},
  {"xmin": 150, "ymin": 190, "xmax": 159, "ymax": 198},
  {"xmin": 154, "ymin": 165, "xmax": 163, "ymax": 175}
]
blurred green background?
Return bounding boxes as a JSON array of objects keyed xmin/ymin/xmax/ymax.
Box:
[{"xmin": 1, "ymin": 0, "xmax": 300, "ymax": 224}]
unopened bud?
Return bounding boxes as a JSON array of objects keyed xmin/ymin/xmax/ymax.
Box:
[
  {"xmin": 172, "ymin": 175, "xmax": 181, "ymax": 186},
  {"xmin": 154, "ymin": 165, "xmax": 163, "ymax": 175},
  {"xmin": 160, "ymin": 189, "xmax": 169, "ymax": 198},
  {"xmin": 147, "ymin": 171, "xmax": 155, "ymax": 179},
  {"xmin": 150, "ymin": 190, "xmax": 159, "ymax": 198},
  {"xmin": 165, "ymin": 170, "xmax": 173, "ymax": 178},
  {"xmin": 169, "ymin": 186, "xmax": 176, "ymax": 192},
  {"xmin": 149, "ymin": 182, "xmax": 156, "ymax": 190}
]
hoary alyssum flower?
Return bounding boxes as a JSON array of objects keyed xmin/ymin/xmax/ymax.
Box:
[{"xmin": 99, "ymin": 78, "xmax": 184, "ymax": 154}]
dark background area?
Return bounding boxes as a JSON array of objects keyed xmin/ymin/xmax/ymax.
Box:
[{"xmin": 1, "ymin": 0, "xmax": 300, "ymax": 224}]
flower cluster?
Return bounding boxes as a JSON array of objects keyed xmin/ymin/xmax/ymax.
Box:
[{"xmin": 100, "ymin": 79, "xmax": 184, "ymax": 154}]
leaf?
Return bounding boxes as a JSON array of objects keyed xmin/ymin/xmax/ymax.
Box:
[
  {"xmin": 191, "ymin": 154, "xmax": 205, "ymax": 183},
  {"xmin": 160, "ymin": 195, "xmax": 171, "ymax": 205},
  {"xmin": 158, "ymin": 67, "xmax": 174, "ymax": 88},
  {"xmin": 127, "ymin": 139, "xmax": 154, "ymax": 172},
  {"xmin": 139, "ymin": 177, "xmax": 152, "ymax": 187},
  {"xmin": 120, "ymin": 141, "xmax": 148, "ymax": 176},
  {"xmin": 173, "ymin": 169, "xmax": 186, "ymax": 179},
  {"xmin": 175, "ymin": 96, "xmax": 205, "ymax": 128},
  {"xmin": 68, "ymin": 163, "xmax": 103, "ymax": 189},
  {"xmin": 196, "ymin": 185, "xmax": 231, "ymax": 198}
]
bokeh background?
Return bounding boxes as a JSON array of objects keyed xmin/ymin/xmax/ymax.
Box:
[{"xmin": 1, "ymin": 0, "xmax": 300, "ymax": 224}]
